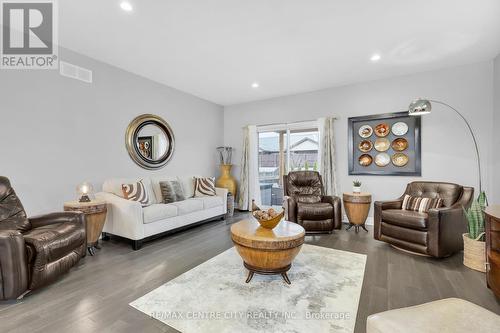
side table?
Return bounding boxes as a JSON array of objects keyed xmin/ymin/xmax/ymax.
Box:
[
  {"xmin": 64, "ymin": 200, "xmax": 107, "ymax": 256},
  {"xmin": 343, "ymin": 192, "xmax": 371, "ymax": 233}
]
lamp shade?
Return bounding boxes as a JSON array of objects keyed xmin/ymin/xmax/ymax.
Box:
[
  {"xmin": 408, "ymin": 99, "xmax": 432, "ymax": 116},
  {"xmin": 76, "ymin": 182, "xmax": 93, "ymax": 202}
]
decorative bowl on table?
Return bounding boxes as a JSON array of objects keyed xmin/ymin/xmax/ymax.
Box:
[{"xmin": 251, "ymin": 200, "xmax": 284, "ymax": 229}]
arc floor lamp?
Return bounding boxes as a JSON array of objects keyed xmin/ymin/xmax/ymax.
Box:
[{"xmin": 408, "ymin": 99, "xmax": 483, "ymax": 194}]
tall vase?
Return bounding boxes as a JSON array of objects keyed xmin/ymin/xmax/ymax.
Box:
[{"xmin": 216, "ymin": 164, "xmax": 237, "ymax": 197}]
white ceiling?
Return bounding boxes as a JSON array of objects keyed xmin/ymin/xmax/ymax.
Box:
[{"xmin": 59, "ymin": 1, "xmax": 500, "ymax": 105}]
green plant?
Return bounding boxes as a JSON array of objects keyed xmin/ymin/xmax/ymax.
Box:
[
  {"xmin": 463, "ymin": 191, "xmax": 488, "ymax": 241},
  {"xmin": 353, "ymin": 180, "xmax": 362, "ymax": 187},
  {"xmin": 304, "ymin": 161, "xmax": 310, "ymax": 170},
  {"xmin": 313, "ymin": 161, "xmax": 318, "ymax": 171}
]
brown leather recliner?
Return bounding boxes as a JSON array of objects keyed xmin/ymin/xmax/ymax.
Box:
[
  {"xmin": 0, "ymin": 177, "xmax": 86, "ymax": 300},
  {"xmin": 283, "ymin": 171, "xmax": 342, "ymax": 233},
  {"xmin": 374, "ymin": 181, "xmax": 474, "ymax": 258}
]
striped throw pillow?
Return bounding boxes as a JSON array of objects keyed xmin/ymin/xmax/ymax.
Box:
[
  {"xmin": 402, "ymin": 195, "xmax": 443, "ymax": 213},
  {"xmin": 194, "ymin": 177, "xmax": 216, "ymax": 197},
  {"xmin": 122, "ymin": 180, "xmax": 150, "ymax": 207}
]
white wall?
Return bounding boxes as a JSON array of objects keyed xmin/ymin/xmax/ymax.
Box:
[
  {"xmin": 0, "ymin": 48, "xmax": 223, "ymax": 215},
  {"xmin": 224, "ymin": 62, "xmax": 494, "ymax": 218},
  {"xmin": 494, "ymin": 55, "xmax": 500, "ymax": 203}
]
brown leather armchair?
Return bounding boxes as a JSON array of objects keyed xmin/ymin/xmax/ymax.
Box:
[
  {"xmin": 374, "ymin": 181, "xmax": 474, "ymax": 258},
  {"xmin": 0, "ymin": 177, "xmax": 86, "ymax": 300},
  {"xmin": 283, "ymin": 171, "xmax": 342, "ymax": 233}
]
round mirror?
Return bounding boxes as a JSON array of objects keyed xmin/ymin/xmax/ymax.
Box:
[{"xmin": 125, "ymin": 114, "xmax": 175, "ymax": 169}]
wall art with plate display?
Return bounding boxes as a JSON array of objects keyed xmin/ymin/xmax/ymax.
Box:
[{"xmin": 348, "ymin": 112, "xmax": 421, "ymax": 176}]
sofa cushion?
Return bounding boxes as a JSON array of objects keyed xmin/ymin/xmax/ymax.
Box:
[
  {"xmin": 171, "ymin": 198, "xmax": 204, "ymax": 215},
  {"xmin": 24, "ymin": 222, "xmax": 86, "ymax": 264},
  {"xmin": 142, "ymin": 204, "xmax": 178, "ymax": 224},
  {"xmin": 194, "ymin": 196, "xmax": 224, "ymax": 209},
  {"xmin": 177, "ymin": 176, "xmax": 199, "ymax": 198},
  {"xmin": 297, "ymin": 202, "xmax": 333, "ymax": 221},
  {"xmin": 367, "ymin": 298, "xmax": 500, "ymax": 333},
  {"xmin": 382, "ymin": 209, "xmax": 428, "ymax": 230}
]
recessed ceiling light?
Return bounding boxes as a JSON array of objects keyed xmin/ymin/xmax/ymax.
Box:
[
  {"xmin": 120, "ymin": 2, "xmax": 133, "ymax": 12},
  {"xmin": 251, "ymin": 82, "xmax": 259, "ymax": 88},
  {"xmin": 370, "ymin": 54, "xmax": 381, "ymax": 62}
]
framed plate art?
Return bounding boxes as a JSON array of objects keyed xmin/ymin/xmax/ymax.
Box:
[{"xmin": 348, "ymin": 112, "xmax": 421, "ymax": 176}]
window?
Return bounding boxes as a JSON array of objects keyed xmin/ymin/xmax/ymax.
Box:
[{"xmin": 258, "ymin": 122, "xmax": 319, "ymax": 206}]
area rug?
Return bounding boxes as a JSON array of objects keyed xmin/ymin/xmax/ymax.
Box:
[{"xmin": 130, "ymin": 244, "xmax": 366, "ymax": 333}]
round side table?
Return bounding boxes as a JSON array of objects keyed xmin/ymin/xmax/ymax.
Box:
[
  {"xmin": 64, "ymin": 200, "xmax": 107, "ymax": 256},
  {"xmin": 343, "ymin": 192, "xmax": 372, "ymax": 233},
  {"xmin": 231, "ymin": 219, "xmax": 305, "ymax": 284}
]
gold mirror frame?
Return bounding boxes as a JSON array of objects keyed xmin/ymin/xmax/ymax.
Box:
[{"xmin": 125, "ymin": 114, "xmax": 175, "ymax": 170}]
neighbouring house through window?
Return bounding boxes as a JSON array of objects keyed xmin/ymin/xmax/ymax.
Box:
[{"xmin": 257, "ymin": 121, "xmax": 319, "ymax": 206}]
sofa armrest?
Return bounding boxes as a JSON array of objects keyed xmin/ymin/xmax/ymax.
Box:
[
  {"xmin": 215, "ymin": 187, "xmax": 228, "ymax": 213},
  {"xmin": 95, "ymin": 192, "xmax": 144, "ymax": 240},
  {"xmin": 373, "ymin": 199, "xmax": 403, "ymax": 240},
  {"xmin": 427, "ymin": 206, "xmax": 468, "ymax": 257},
  {"xmin": 374, "ymin": 200, "xmax": 403, "ymax": 210},
  {"xmin": 0, "ymin": 230, "xmax": 28, "ymax": 300},
  {"xmin": 29, "ymin": 211, "xmax": 85, "ymax": 229}
]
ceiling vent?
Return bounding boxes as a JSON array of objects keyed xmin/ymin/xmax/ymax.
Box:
[{"xmin": 59, "ymin": 61, "xmax": 93, "ymax": 83}]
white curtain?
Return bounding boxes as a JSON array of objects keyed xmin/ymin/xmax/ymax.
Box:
[
  {"xmin": 239, "ymin": 125, "xmax": 261, "ymax": 210},
  {"xmin": 318, "ymin": 117, "xmax": 338, "ymax": 195}
]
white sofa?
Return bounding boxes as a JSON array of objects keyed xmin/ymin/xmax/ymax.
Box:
[{"xmin": 96, "ymin": 176, "xmax": 228, "ymax": 250}]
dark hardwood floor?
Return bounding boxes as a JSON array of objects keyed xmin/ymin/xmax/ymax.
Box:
[{"xmin": 1, "ymin": 212, "xmax": 499, "ymax": 333}]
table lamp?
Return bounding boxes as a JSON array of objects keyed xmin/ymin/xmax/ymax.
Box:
[{"xmin": 77, "ymin": 182, "xmax": 94, "ymax": 202}]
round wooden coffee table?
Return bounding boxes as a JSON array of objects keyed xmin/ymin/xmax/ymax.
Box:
[
  {"xmin": 343, "ymin": 192, "xmax": 372, "ymax": 233},
  {"xmin": 230, "ymin": 219, "xmax": 305, "ymax": 284}
]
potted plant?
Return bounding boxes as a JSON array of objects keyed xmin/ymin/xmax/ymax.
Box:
[
  {"xmin": 463, "ymin": 192, "xmax": 488, "ymax": 272},
  {"xmin": 353, "ymin": 180, "xmax": 362, "ymax": 193}
]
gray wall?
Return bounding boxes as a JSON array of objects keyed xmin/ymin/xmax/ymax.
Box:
[
  {"xmin": 224, "ymin": 62, "xmax": 494, "ymax": 220},
  {"xmin": 494, "ymin": 55, "xmax": 500, "ymax": 203},
  {"xmin": 0, "ymin": 48, "xmax": 223, "ymax": 215}
]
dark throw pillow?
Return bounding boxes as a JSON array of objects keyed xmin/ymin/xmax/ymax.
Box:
[{"xmin": 160, "ymin": 181, "xmax": 185, "ymax": 203}]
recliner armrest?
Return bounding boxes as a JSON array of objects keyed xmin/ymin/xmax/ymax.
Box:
[
  {"xmin": 0, "ymin": 230, "xmax": 28, "ymax": 300},
  {"xmin": 321, "ymin": 195, "xmax": 340, "ymax": 205},
  {"xmin": 29, "ymin": 211, "xmax": 85, "ymax": 229},
  {"xmin": 321, "ymin": 195, "xmax": 342, "ymax": 229}
]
